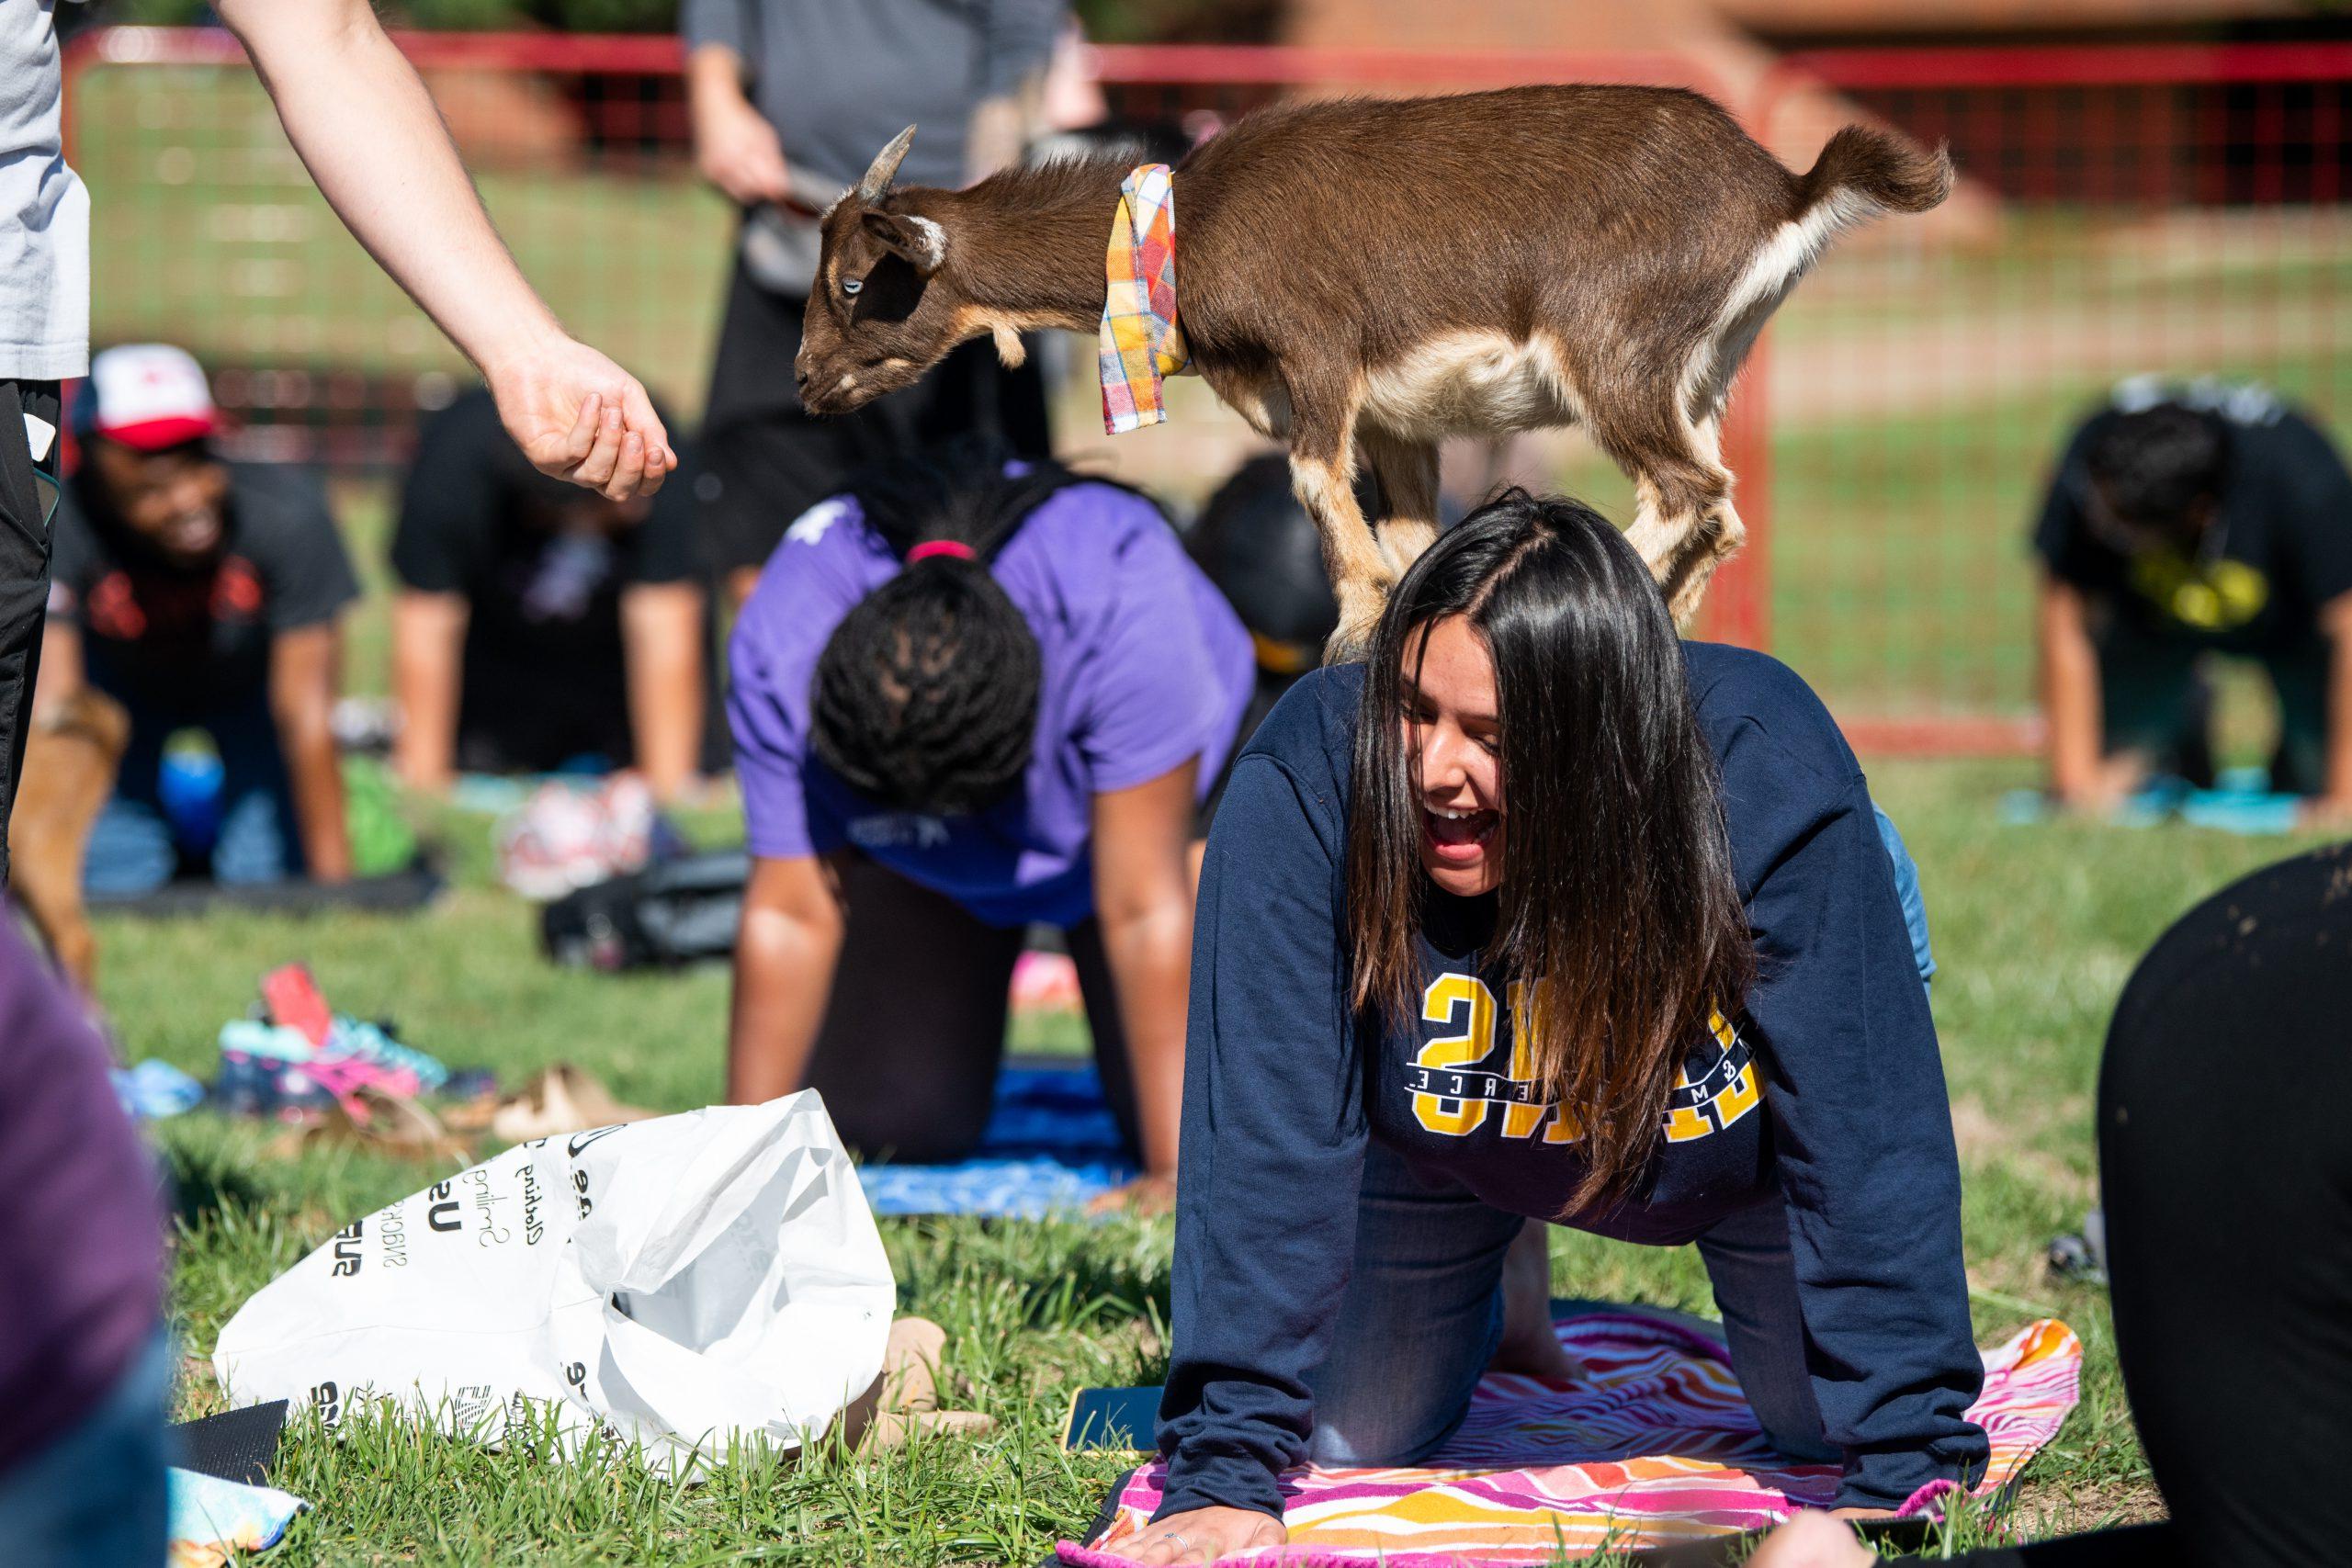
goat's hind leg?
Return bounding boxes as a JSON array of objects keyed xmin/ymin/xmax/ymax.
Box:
[
  {"xmin": 1597, "ymin": 395, "xmax": 1741, "ymax": 626},
  {"xmin": 1657, "ymin": 415, "xmax": 1747, "ymax": 625},
  {"xmin": 1362, "ymin": 430, "xmax": 1441, "ymax": 579}
]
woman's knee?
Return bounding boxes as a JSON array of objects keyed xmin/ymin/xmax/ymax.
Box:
[
  {"xmin": 818, "ymin": 1086, "xmax": 992, "ymax": 1166},
  {"xmin": 1304, "ymin": 1301, "xmax": 1496, "ymax": 1467},
  {"xmin": 1302, "ymin": 1152, "xmax": 1515, "ymax": 1465}
]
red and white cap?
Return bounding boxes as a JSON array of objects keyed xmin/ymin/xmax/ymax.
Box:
[{"xmin": 81, "ymin": 344, "xmax": 218, "ymax": 451}]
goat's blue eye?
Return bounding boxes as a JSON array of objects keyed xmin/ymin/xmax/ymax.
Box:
[{"xmin": 842, "ymin": 276, "xmax": 864, "ymax": 297}]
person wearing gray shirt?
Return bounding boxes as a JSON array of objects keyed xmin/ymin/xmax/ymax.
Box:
[
  {"xmin": 683, "ymin": 0, "xmax": 1063, "ymax": 604},
  {"xmin": 0, "ymin": 0, "xmax": 87, "ymax": 886}
]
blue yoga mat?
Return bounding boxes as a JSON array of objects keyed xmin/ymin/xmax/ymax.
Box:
[{"xmin": 857, "ymin": 1059, "xmax": 1136, "ymax": 1219}]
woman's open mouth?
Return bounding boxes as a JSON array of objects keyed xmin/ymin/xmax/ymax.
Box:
[{"xmin": 1420, "ymin": 804, "xmax": 1498, "ymax": 864}]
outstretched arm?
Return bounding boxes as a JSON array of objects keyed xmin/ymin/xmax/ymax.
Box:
[
  {"xmin": 2312, "ymin": 590, "xmax": 2352, "ymax": 827},
  {"xmin": 390, "ymin": 591, "xmax": 467, "ymax": 795},
  {"xmin": 620, "ymin": 582, "xmax": 707, "ymax": 803},
  {"xmin": 686, "ymin": 43, "xmax": 794, "ymax": 206},
  {"xmin": 269, "ymin": 624, "xmax": 353, "ymax": 884},
  {"xmin": 728, "ymin": 853, "xmax": 848, "ymax": 1104},
  {"xmin": 1086, "ymin": 761, "xmax": 1198, "ymax": 1211},
  {"xmin": 215, "ymin": 0, "xmax": 673, "ymax": 501},
  {"xmin": 2037, "ymin": 574, "xmax": 2121, "ymax": 809}
]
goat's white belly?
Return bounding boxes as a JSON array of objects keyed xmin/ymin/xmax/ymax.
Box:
[{"xmin": 1359, "ymin": 332, "xmax": 1581, "ymax": 440}]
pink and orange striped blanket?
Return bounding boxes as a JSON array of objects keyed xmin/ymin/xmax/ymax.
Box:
[{"xmin": 1060, "ymin": 1310, "xmax": 2079, "ymax": 1566}]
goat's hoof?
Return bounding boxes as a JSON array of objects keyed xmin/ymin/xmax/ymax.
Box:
[{"xmin": 1324, "ymin": 584, "xmax": 1389, "ymax": 664}]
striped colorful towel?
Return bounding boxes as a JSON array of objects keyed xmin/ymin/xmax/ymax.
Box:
[
  {"xmin": 1099, "ymin": 162, "xmax": 1190, "ymax": 434},
  {"xmin": 1061, "ymin": 1311, "xmax": 2080, "ymax": 1566}
]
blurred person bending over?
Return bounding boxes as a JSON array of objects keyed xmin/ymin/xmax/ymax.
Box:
[
  {"xmin": 683, "ymin": 0, "xmax": 1060, "ymax": 605},
  {"xmin": 1747, "ymin": 840, "xmax": 2352, "ymax": 1568},
  {"xmin": 1, "ymin": 0, "xmax": 674, "ymax": 881},
  {"xmin": 2032, "ymin": 378, "xmax": 2352, "ymax": 825},
  {"xmin": 392, "ymin": 387, "xmax": 714, "ymax": 801},
  {"xmin": 39, "ymin": 346, "xmax": 356, "ymax": 895},
  {"xmin": 0, "ymin": 915, "xmax": 170, "ymax": 1564}
]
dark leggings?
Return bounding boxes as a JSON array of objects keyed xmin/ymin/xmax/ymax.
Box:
[
  {"xmin": 801, "ymin": 854, "xmax": 1140, "ymax": 1166},
  {"xmin": 1926, "ymin": 842, "xmax": 2352, "ymax": 1567},
  {"xmin": 0, "ymin": 380, "xmax": 62, "ymax": 886}
]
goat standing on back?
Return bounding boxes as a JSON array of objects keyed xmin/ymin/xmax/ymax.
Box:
[{"xmin": 795, "ymin": 86, "xmax": 1951, "ymax": 653}]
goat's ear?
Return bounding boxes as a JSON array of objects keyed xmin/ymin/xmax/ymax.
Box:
[{"xmin": 860, "ymin": 209, "xmax": 948, "ymax": 275}]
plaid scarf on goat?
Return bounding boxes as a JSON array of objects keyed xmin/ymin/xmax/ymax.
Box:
[{"xmin": 1098, "ymin": 163, "xmax": 1190, "ymax": 434}]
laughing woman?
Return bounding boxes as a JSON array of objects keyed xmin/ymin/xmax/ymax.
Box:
[{"xmin": 1130, "ymin": 494, "xmax": 1988, "ymax": 1564}]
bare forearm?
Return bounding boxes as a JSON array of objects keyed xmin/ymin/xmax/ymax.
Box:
[
  {"xmin": 728, "ymin": 911, "xmax": 842, "ymax": 1104},
  {"xmin": 2038, "ymin": 586, "xmax": 2104, "ymax": 797},
  {"xmin": 390, "ymin": 597, "xmax": 464, "ymax": 793},
  {"xmin": 628, "ymin": 676, "xmax": 703, "ymax": 804},
  {"xmin": 220, "ymin": 0, "xmax": 560, "ymax": 374},
  {"xmin": 687, "ymin": 43, "xmax": 752, "ymax": 117},
  {"xmin": 1099, "ymin": 902, "xmax": 1190, "ymax": 1176},
  {"xmin": 280, "ymin": 723, "xmax": 352, "ymax": 883},
  {"xmin": 28, "ymin": 624, "xmax": 84, "ymax": 717},
  {"xmin": 621, "ymin": 586, "xmax": 705, "ymax": 801}
]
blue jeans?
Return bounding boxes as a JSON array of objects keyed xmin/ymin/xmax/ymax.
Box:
[
  {"xmin": 1303, "ymin": 1143, "xmax": 1838, "ymax": 1467},
  {"xmin": 0, "ymin": 1330, "xmax": 172, "ymax": 1567},
  {"xmin": 1303, "ymin": 811, "xmax": 1933, "ymax": 1464},
  {"xmin": 85, "ymin": 683, "xmax": 301, "ymax": 895},
  {"xmin": 1873, "ymin": 804, "xmax": 1936, "ymax": 987}
]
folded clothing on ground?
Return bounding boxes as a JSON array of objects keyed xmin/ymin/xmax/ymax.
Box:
[
  {"xmin": 858, "ymin": 1059, "xmax": 1136, "ymax": 1219},
  {"xmin": 213, "ymin": 964, "xmax": 458, "ymax": 1122},
  {"xmin": 168, "ymin": 1466, "xmax": 304, "ymax": 1567},
  {"xmin": 1061, "ymin": 1309, "xmax": 2080, "ymax": 1566},
  {"xmin": 113, "ymin": 1059, "xmax": 205, "ymax": 1120}
]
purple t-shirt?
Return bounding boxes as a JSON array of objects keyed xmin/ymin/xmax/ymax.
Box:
[
  {"xmin": 0, "ymin": 917, "xmax": 165, "ymax": 1476},
  {"xmin": 729, "ymin": 481, "xmax": 1255, "ymax": 928}
]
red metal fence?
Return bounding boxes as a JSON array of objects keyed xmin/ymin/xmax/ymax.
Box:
[{"xmin": 62, "ymin": 30, "xmax": 2352, "ymax": 752}]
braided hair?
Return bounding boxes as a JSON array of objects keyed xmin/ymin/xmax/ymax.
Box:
[{"xmin": 810, "ymin": 439, "xmax": 1091, "ymax": 816}]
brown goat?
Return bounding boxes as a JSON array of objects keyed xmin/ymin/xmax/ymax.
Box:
[{"xmin": 797, "ymin": 85, "xmax": 1951, "ymax": 651}]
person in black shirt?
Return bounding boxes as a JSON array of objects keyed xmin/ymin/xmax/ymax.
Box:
[
  {"xmin": 1749, "ymin": 842, "xmax": 2352, "ymax": 1568},
  {"xmin": 2031, "ymin": 378, "xmax": 2352, "ymax": 824},
  {"xmin": 390, "ymin": 387, "xmax": 713, "ymax": 802},
  {"xmin": 37, "ymin": 344, "xmax": 357, "ymax": 894},
  {"xmin": 1132, "ymin": 494, "xmax": 1985, "ymax": 1565}
]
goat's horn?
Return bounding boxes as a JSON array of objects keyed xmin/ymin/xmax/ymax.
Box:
[{"xmin": 857, "ymin": 126, "xmax": 918, "ymax": 201}]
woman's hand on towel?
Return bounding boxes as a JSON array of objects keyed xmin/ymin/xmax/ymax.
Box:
[
  {"xmin": 1122, "ymin": 1506, "xmax": 1283, "ymax": 1564},
  {"xmin": 1745, "ymin": 1510, "xmax": 1878, "ymax": 1568},
  {"xmin": 1087, "ymin": 1171, "xmax": 1177, "ymax": 1217}
]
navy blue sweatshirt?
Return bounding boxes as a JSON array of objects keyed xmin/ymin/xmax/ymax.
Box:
[{"xmin": 1155, "ymin": 645, "xmax": 1988, "ymax": 1518}]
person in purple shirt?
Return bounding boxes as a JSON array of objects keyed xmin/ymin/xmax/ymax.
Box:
[
  {"xmin": 727, "ymin": 440, "xmax": 1253, "ymax": 1210},
  {"xmin": 0, "ymin": 918, "xmax": 170, "ymax": 1563}
]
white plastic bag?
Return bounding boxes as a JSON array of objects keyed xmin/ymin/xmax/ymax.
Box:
[{"xmin": 213, "ymin": 1091, "xmax": 894, "ymax": 1474}]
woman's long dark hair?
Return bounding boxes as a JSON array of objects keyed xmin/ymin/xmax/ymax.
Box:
[
  {"xmin": 1345, "ymin": 491, "xmax": 1756, "ymax": 1213},
  {"xmin": 810, "ymin": 438, "xmax": 1089, "ymax": 815}
]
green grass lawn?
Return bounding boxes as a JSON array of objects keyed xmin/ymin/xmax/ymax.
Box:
[{"xmin": 113, "ymin": 760, "xmax": 2338, "ymax": 1564}]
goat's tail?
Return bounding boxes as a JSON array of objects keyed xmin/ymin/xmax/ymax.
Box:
[{"xmin": 1793, "ymin": 125, "xmax": 1954, "ymax": 222}]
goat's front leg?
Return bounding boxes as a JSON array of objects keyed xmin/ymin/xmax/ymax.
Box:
[
  {"xmin": 1361, "ymin": 429, "xmax": 1441, "ymax": 580},
  {"xmin": 1285, "ymin": 410, "xmax": 1390, "ymax": 661}
]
